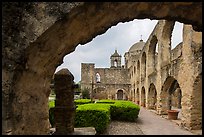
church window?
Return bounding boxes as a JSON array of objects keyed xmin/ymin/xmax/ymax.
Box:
[{"xmin": 96, "ymin": 73, "xmax": 101, "ymax": 83}]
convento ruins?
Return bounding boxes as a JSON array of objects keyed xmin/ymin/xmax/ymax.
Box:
[
  {"xmin": 81, "ymin": 20, "xmax": 202, "ymax": 131},
  {"xmin": 2, "ymin": 2, "xmax": 202, "ymax": 135}
]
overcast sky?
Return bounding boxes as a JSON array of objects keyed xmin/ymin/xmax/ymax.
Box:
[{"xmin": 55, "ymin": 19, "xmax": 183, "ymax": 83}]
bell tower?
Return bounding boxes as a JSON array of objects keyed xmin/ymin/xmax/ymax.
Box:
[{"xmin": 110, "ymin": 50, "xmax": 121, "ymax": 68}]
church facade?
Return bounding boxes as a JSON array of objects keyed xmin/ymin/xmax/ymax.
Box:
[{"xmin": 80, "ymin": 39, "xmax": 144, "ymax": 100}]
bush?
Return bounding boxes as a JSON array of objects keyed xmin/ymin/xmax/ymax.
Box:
[
  {"xmin": 96, "ymin": 99, "xmax": 116, "ymax": 104},
  {"xmin": 74, "ymin": 99, "xmax": 94, "ymax": 105},
  {"xmin": 81, "ymin": 88, "xmax": 90, "ymax": 99},
  {"xmin": 110, "ymin": 100, "xmax": 140, "ymax": 122},
  {"xmin": 48, "ymin": 99, "xmax": 140, "ymax": 132},
  {"xmin": 74, "ymin": 103, "xmax": 111, "ymax": 134}
]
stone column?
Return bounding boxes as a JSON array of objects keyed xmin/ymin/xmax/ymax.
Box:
[{"xmin": 53, "ymin": 69, "xmax": 76, "ymax": 135}]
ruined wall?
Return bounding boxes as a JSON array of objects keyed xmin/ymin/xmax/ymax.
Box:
[
  {"xmin": 97, "ymin": 68, "xmax": 130, "ymax": 84},
  {"xmin": 80, "ymin": 63, "xmax": 95, "ymax": 90},
  {"xmin": 81, "ymin": 64, "xmax": 131, "ymax": 100}
]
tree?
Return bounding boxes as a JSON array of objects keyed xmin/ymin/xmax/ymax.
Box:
[{"xmin": 81, "ymin": 88, "xmax": 90, "ymax": 99}]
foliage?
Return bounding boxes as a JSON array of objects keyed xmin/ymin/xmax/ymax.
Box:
[
  {"xmin": 74, "ymin": 103, "xmax": 111, "ymax": 134},
  {"xmin": 110, "ymin": 100, "xmax": 140, "ymax": 121},
  {"xmin": 74, "ymin": 99, "xmax": 94, "ymax": 105},
  {"xmin": 95, "ymin": 99, "xmax": 116, "ymax": 104},
  {"xmin": 49, "ymin": 100, "xmax": 55, "ymax": 109},
  {"xmin": 81, "ymin": 88, "xmax": 90, "ymax": 99},
  {"xmin": 48, "ymin": 99, "xmax": 140, "ymax": 133}
]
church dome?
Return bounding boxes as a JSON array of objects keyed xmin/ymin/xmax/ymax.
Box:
[{"xmin": 129, "ymin": 39, "xmax": 145, "ymax": 52}]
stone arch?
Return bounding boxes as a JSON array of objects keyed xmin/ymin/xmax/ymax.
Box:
[
  {"xmin": 117, "ymin": 90, "xmax": 123, "ymax": 100},
  {"xmin": 191, "ymin": 73, "xmax": 202, "ymax": 130},
  {"xmin": 160, "ymin": 76, "xmax": 182, "ymax": 114},
  {"xmin": 3, "ymin": 2, "xmax": 202, "ymax": 134},
  {"xmin": 133, "ymin": 88, "xmax": 136, "ymax": 102},
  {"xmin": 137, "ymin": 60, "xmax": 140, "ymax": 80},
  {"xmin": 141, "ymin": 52, "xmax": 146, "ymax": 80},
  {"xmin": 136, "ymin": 88, "xmax": 140, "ymax": 105},
  {"xmin": 115, "ymin": 88, "xmax": 128, "ymax": 100},
  {"xmin": 141, "ymin": 86, "xmax": 146, "ymax": 107},
  {"xmin": 148, "ymin": 35, "xmax": 158, "ymax": 74},
  {"xmin": 160, "ymin": 21, "xmax": 175, "ymax": 66},
  {"xmin": 148, "ymin": 83, "xmax": 157, "ymax": 110}
]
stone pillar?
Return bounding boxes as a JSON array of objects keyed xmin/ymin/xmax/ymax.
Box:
[{"xmin": 53, "ymin": 69, "xmax": 76, "ymax": 135}]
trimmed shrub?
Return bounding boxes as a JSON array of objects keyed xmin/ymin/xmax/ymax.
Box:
[
  {"xmin": 96, "ymin": 99, "xmax": 116, "ymax": 104},
  {"xmin": 74, "ymin": 99, "xmax": 94, "ymax": 105},
  {"xmin": 74, "ymin": 103, "xmax": 111, "ymax": 134},
  {"xmin": 110, "ymin": 100, "xmax": 140, "ymax": 122}
]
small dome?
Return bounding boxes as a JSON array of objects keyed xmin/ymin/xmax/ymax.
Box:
[{"xmin": 129, "ymin": 39, "xmax": 145, "ymax": 52}]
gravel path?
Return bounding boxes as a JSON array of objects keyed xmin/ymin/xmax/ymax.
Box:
[{"xmin": 101, "ymin": 121, "xmax": 144, "ymax": 135}]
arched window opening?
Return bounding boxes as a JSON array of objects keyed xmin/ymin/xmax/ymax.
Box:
[
  {"xmin": 141, "ymin": 52, "xmax": 146, "ymax": 79},
  {"xmin": 171, "ymin": 21, "xmax": 183, "ymax": 50},
  {"xmin": 114, "ymin": 60, "xmax": 117, "ymax": 67},
  {"xmin": 96, "ymin": 72, "xmax": 101, "ymax": 83}
]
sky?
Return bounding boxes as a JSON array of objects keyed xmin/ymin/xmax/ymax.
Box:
[{"xmin": 55, "ymin": 19, "xmax": 183, "ymax": 83}]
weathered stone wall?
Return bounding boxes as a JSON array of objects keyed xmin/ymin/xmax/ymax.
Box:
[
  {"xmin": 80, "ymin": 63, "xmax": 95, "ymax": 90},
  {"xmin": 121, "ymin": 20, "xmax": 202, "ymax": 130},
  {"xmin": 2, "ymin": 2, "xmax": 83, "ymax": 135},
  {"xmin": 81, "ymin": 63, "xmax": 131, "ymax": 100},
  {"xmin": 95, "ymin": 68, "xmax": 130, "ymax": 84},
  {"xmin": 2, "ymin": 2, "xmax": 202, "ymax": 135}
]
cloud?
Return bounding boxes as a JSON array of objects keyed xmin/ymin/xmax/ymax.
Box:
[{"xmin": 55, "ymin": 19, "xmax": 183, "ymax": 83}]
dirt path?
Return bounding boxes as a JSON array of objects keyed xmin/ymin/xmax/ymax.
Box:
[
  {"xmin": 101, "ymin": 121, "xmax": 144, "ymax": 135},
  {"xmin": 101, "ymin": 107, "xmax": 195, "ymax": 135}
]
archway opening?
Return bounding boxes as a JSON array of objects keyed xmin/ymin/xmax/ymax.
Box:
[
  {"xmin": 136, "ymin": 88, "xmax": 140, "ymax": 105},
  {"xmin": 137, "ymin": 60, "xmax": 140, "ymax": 81},
  {"xmin": 141, "ymin": 52, "xmax": 146, "ymax": 80},
  {"xmin": 148, "ymin": 35, "xmax": 158, "ymax": 74},
  {"xmin": 148, "ymin": 83, "xmax": 157, "ymax": 110},
  {"xmin": 171, "ymin": 21, "xmax": 183, "ymax": 50},
  {"xmin": 141, "ymin": 87, "xmax": 146, "ymax": 107},
  {"xmin": 161, "ymin": 76, "xmax": 182, "ymax": 114},
  {"xmin": 117, "ymin": 90, "xmax": 123, "ymax": 100}
]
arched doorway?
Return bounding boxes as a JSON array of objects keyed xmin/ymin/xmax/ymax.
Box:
[
  {"xmin": 148, "ymin": 83, "xmax": 157, "ymax": 110},
  {"xmin": 117, "ymin": 90, "xmax": 123, "ymax": 100},
  {"xmin": 141, "ymin": 87, "xmax": 146, "ymax": 107},
  {"xmin": 160, "ymin": 76, "xmax": 182, "ymax": 114},
  {"xmin": 136, "ymin": 88, "xmax": 140, "ymax": 105}
]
